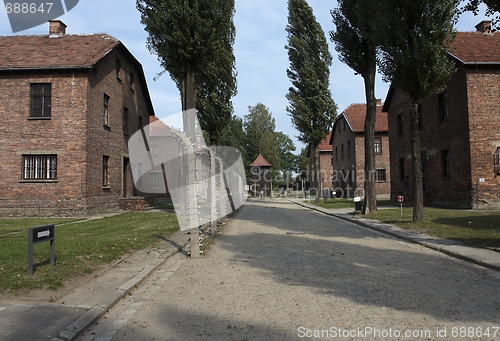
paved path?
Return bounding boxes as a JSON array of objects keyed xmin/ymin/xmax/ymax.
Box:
[{"xmin": 77, "ymin": 200, "xmax": 500, "ymax": 341}]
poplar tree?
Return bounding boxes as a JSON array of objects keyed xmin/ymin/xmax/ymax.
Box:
[
  {"xmin": 136, "ymin": 0, "xmax": 237, "ymax": 141},
  {"xmin": 331, "ymin": 0, "xmax": 382, "ymax": 214},
  {"xmin": 285, "ymin": 0, "xmax": 337, "ymax": 203},
  {"xmin": 243, "ymin": 103, "xmax": 280, "ymax": 172},
  {"xmin": 377, "ymin": 0, "xmax": 457, "ymax": 222}
]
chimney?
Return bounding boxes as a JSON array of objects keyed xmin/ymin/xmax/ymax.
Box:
[
  {"xmin": 475, "ymin": 20, "xmax": 492, "ymax": 34},
  {"xmin": 376, "ymin": 99, "xmax": 382, "ymax": 106},
  {"xmin": 49, "ymin": 20, "xmax": 67, "ymax": 38}
]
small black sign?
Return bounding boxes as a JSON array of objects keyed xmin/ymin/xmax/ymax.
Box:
[{"xmin": 30, "ymin": 224, "xmax": 54, "ymax": 244}]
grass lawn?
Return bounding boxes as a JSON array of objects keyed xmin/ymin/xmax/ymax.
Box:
[
  {"xmin": 0, "ymin": 212, "xmax": 179, "ymax": 294},
  {"xmin": 369, "ymin": 207, "xmax": 500, "ymax": 249}
]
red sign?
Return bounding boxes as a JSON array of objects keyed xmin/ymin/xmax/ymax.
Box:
[{"xmin": 397, "ymin": 196, "xmax": 404, "ymax": 203}]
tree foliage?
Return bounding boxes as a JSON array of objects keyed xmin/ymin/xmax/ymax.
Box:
[
  {"xmin": 137, "ymin": 0, "xmax": 237, "ymax": 142},
  {"xmin": 331, "ymin": 0, "xmax": 381, "ymax": 214},
  {"xmin": 195, "ymin": 0, "xmax": 237, "ymax": 145},
  {"xmin": 285, "ymin": 0, "xmax": 337, "ymax": 201},
  {"xmin": 243, "ymin": 103, "xmax": 280, "ymax": 171},
  {"xmin": 377, "ymin": 0, "xmax": 458, "ymax": 222},
  {"xmin": 285, "ymin": 0, "xmax": 337, "ymax": 147}
]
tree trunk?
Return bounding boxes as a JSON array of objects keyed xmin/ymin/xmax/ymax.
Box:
[
  {"xmin": 314, "ymin": 144, "xmax": 320, "ymax": 204},
  {"xmin": 182, "ymin": 63, "xmax": 197, "ymax": 140},
  {"xmin": 362, "ymin": 49, "xmax": 377, "ymax": 215},
  {"xmin": 409, "ymin": 100, "xmax": 424, "ymax": 222}
]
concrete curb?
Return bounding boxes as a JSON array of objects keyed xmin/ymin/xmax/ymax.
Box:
[
  {"xmin": 289, "ymin": 199, "xmax": 500, "ymax": 272},
  {"xmin": 50, "ymin": 230, "xmax": 191, "ymax": 341}
]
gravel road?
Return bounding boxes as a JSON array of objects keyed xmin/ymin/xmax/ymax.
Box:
[{"xmin": 78, "ymin": 199, "xmax": 500, "ymax": 341}]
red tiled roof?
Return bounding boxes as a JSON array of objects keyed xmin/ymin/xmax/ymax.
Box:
[
  {"xmin": 339, "ymin": 103, "xmax": 388, "ymax": 133},
  {"xmin": 149, "ymin": 116, "xmax": 171, "ymax": 136},
  {"xmin": 449, "ymin": 31, "xmax": 500, "ymax": 64},
  {"xmin": 0, "ymin": 34, "xmax": 120, "ymax": 69},
  {"xmin": 250, "ymin": 154, "xmax": 272, "ymax": 167},
  {"xmin": 318, "ymin": 131, "xmax": 332, "ymax": 151}
]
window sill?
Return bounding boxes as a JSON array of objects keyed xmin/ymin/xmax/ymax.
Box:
[
  {"xmin": 19, "ymin": 179, "xmax": 58, "ymax": 183},
  {"xmin": 102, "ymin": 186, "xmax": 111, "ymax": 190},
  {"xmin": 27, "ymin": 117, "xmax": 51, "ymax": 120}
]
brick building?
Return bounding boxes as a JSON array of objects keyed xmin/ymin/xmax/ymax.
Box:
[
  {"xmin": 329, "ymin": 101, "xmax": 391, "ymax": 198},
  {"xmin": 0, "ymin": 21, "xmax": 155, "ymax": 216},
  {"xmin": 307, "ymin": 131, "xmax": 334, "ymax": 196},
  {"xmin": 383, "ymin": 21, "xmax": 500, "ymax": 209}
]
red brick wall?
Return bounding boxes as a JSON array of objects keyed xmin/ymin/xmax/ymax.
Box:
[
  {"xmin": 386, "ymin": 65, "xmax": 500, "ymax": 209},
  {"xmin": 331, "ymin": 116, "xmax": 357, "ymax": 197},
  {"xmin": 331, "ymin": 115, "xmax": 391, "ymax": 198},
  {"xmin": 0, "ymin": 70, "xmax": 89, "ymax": 215},
  {"xmin": 0, "ymin": 47, "xmax": 154, "ymax": 216},
  {"xmin": 466, "ymin": 68, "xmax": 500, "ymax": 209}
]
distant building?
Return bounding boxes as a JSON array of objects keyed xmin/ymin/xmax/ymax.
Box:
[
  {"xmin": 0, "ymin": 21, "xmax": 155, "ymax": 216},
  {"xmin": 307, "ymin": 131, "xmax": 334, "ymax": 196},
  {"xmin": 329, "ymin": 100, "xmax": 391, "ymax": 198},
  {"xmin": 249, "ymin": 154, "xmax": 272, "ymax": 197},
  {"xmin": 383, "ymin": 21, "xmax": 500, "ymax": 209}
]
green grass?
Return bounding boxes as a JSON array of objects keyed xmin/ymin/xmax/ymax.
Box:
[
  {"xmin": 0, "ymin": 212, "xmax": 179, "ymax": 294},
  {"xmin": 0, "ymin": 218, "xmax": 84, "ymax": 236},
  {"xmin": 369, "ymin": 207, "xmax": 500, "ymax": 248}
]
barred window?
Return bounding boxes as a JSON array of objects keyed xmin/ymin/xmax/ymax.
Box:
[
  {"xmin": 375, "ymin": 169, "xmax": 387, "ymax": 182},
  {"xmin": 23, "ymin": 155, "xmax": 57, "ymax": 180},
  {"xmin": 103, "ymin": 156, "xmax": 110, "ymax": 187},
  {"xmin": 150, "ymin": 172, "xmax": 162, "ymax": 186},
  {"xmin": 31, "ymin": 83, "xmax": 51, "ymax": 117}
]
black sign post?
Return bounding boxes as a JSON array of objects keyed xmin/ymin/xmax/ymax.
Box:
[{"xmin": 28, "ymin": 224, "xmax": 55, "ymax": 276}]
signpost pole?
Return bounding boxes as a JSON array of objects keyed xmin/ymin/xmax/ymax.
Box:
[
  {"xmin": 28, "ymin": 224, "xmax": 55, "ymax": 276},
  {"xmin": 28, "ymin": 228, "xmax": 34, "ymax": 276}
]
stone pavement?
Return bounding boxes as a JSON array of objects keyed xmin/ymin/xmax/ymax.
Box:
[
  {"xmin": 289, "ymin": 199, "xmax": 500, "ymax": 272},
  {"xmin": 77, "ymin": 199, "xmax": 500, "ymax": 341},
  {"xmin": 0, "ymin": 227, "xmax": 193, "ymax": 341},
  {"xmin": 1, "ymin": 199, "xmax": 499, "ymax": 341}
]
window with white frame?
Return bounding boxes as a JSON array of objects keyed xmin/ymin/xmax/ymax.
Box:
[
  {"xmin": 23, "ymin": 155, "xmax": 57, "ymax": 180},
  {"xmin": 150, "ymin": 172, "xmax": 162, "ymax": 186},
  {"xmin": 103, "ymin": 155, "xmax": 109, "ymax": 187}
]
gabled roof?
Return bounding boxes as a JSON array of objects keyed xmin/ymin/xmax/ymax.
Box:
[
  {"xmin": 148, "ymin": 116, "xmax": 172, "ymax": 136},
  {"xmin": 383, "ymin": 26, "xmax": 500, "ymax": 112},
  {"xmin": 250, "ymin": 154, "xmax": 272, "ymax": 167},
  {"xmin": 331, "ymin": 103, "xmax": 388, "ymax": 143},
  {"xmin": 449, "ymin": 31, "xmax": 500, "ymax": 64},
  {"xmin": 0, "ymin": 34, "xmax": 120, "ymax": 70},
  {"xmin": 0, "ymin": 29, "xmax": 155, "ymax": 116},
  {"xmin": 318, "ymin": 131, "xmax": 333, "ymax": 151}
]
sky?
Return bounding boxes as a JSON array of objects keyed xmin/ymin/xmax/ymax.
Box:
[{"xmin": 0, "ymin": 1, "xmax": 489, "ymax": 152}]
